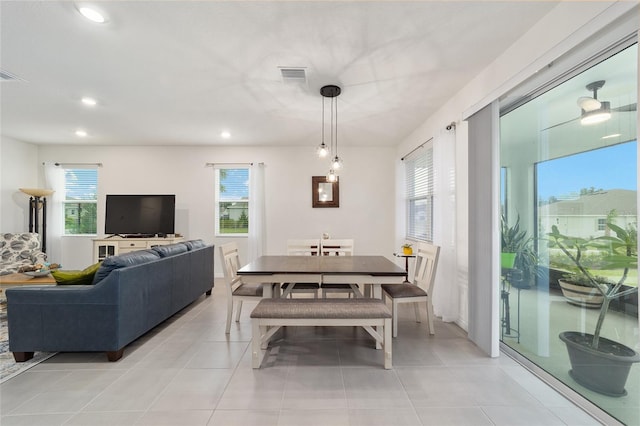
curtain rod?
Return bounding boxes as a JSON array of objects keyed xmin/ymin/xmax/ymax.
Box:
[
  {"xmin": 205, "ymin": 162, "xmax": 261, "ymax": 167},
  {"xmin": 53, "ymin": 162, "xmax": 103, "ymax": 167},
  {"xmin": 401, "ymin": 137, "xmax": 433, "ymax": 161}
]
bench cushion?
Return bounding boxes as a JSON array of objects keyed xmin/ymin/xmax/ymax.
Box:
[{"xmin": 251, "ymin": 298, "xmax": 391, "ymax": 319}]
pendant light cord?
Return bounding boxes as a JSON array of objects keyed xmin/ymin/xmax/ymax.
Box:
[
  {"xmin": 335, "ymin": 96, "xmax": 338, "ymax": 157},
  {"xmin": 321, "ymin": 96, "xmax": 325, "ymax": 145},
  {"xmin": 330, "ymin": 95, "xmax": 335, "ymax": 157}
]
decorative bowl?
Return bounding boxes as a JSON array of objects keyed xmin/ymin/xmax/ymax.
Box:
[{"xmin": 23, "ymin": 270, "xmax": 51, "ymax": 277}]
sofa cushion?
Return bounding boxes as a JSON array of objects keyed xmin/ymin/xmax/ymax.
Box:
[
  {"xmin": 183, "ymin": 239, "xmax": 206, "ymax": 250},
  {"xmin": 152, "ymin": 243, "xmax": 188, "ymax": 258},
  {"xmin": 52, "ymin": 262, "xmax": 102, "ymax": 285},
  {"xmin": 92, "ymin": 249, "xmax": 160, "ymax": 284}
]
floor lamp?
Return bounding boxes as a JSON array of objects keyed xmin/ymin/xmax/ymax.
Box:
[{"xmin": 19, "ymin": 188, "xmax": 54, "ymax": 253}]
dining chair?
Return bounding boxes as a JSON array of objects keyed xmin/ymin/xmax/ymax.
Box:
[
  {"xmin": 219, "ymin": 241, "xmax": 266, "ymax": 334},
  {"xmin": 320, "ymin": 238, "xmax": 359, "ymax": 298},
  {"xmin": 381, "ymin": 242, "xmax": 440, "ymax": 337},
  {"xmin": 281, "ymin": 239, "xmax": 321, "ymax": 298}
]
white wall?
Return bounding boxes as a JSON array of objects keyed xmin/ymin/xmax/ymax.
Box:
[
  {"xmin": 0, "ymin": 136, "xmax": 39, "ymax": 233},
  {"xmin": 34, "ymin": 144, "xmax": 396, "ymax": 272}
]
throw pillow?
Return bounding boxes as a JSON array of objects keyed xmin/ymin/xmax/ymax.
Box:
[{"xmin": 51, "ymin": 261, "xmax": 102, "ymax": 285}]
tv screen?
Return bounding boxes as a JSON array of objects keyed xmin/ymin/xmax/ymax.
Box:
[{"xmin": 105, "ymin": 194, "xmax": 175, "ymax": 236}]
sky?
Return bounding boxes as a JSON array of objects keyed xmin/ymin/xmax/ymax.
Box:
[
  {"xmin": 219, "ymin": 168, "xmax": 249, "ymax": 200},
  {"xmin": 536, "ymin": 141, "xmax": 637, "ymax": 201}
]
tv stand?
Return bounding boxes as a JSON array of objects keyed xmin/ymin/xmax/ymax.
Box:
[{"xmin": 93, "ymin": 235, "xmax": 184, "ymax": 262}]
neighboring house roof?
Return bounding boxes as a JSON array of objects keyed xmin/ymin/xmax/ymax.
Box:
[{"xmin": 542, "ymin": 189, "xmax": 637, "ymax": 216}]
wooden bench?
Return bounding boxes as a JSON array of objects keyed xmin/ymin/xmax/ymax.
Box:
[{"xmin": 250, "ymin": 298, "xmax": 392, "ymax": 369}]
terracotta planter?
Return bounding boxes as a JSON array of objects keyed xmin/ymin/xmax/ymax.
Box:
[
  {"xmin": 560, "ymin": 331, "xmax": 640, "ymax": 396},
  {"xmin": 558, "ymin": 279, "xmax": 603, "ymax": 308}
]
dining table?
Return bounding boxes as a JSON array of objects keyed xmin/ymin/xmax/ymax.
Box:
[{"xmin": 237, "ymin": 255, "xmax": 407, "ymax": 298}]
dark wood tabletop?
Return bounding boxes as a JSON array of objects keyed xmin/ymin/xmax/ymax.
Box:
[{"xmin": 237, "ymin": 255, "xmax": 406, "ymax": 277}]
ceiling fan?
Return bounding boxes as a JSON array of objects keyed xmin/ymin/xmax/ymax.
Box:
[{"xmin": 542, "ymin": 80, "xmax": 637, "ymax": 131}]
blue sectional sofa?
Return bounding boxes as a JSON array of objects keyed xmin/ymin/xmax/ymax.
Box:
[{"xmin": 6, "ymin": 240, "xmax": 214, "ymax": 362}]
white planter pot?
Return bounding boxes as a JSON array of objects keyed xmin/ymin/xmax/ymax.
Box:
[{"xmin": 558, "ymin": 279, "xmax": 603, "ymax": 308}]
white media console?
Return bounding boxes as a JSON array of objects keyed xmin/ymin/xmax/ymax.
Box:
[{"xmin": 93, "ymin": 235, "xmax": 184, "ymax": 263}]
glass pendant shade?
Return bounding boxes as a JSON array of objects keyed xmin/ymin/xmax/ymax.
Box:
[
  {"xmin": 327, "ymin": 169, "xmax": 337, "ymax": 182},
  {"xmin": 331, "ymin": 156, "xmax": 343, "ymax": 170},
  {"xmin": 317, "ymin": 142, "xmax": 328, "ymax": 158}
]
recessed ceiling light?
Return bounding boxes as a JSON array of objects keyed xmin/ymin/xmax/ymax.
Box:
[
  {"xmin": 78, "ymin": 6, "xmax": 106, "ymax": 23},
  {"xmin": 602, "ymin": 133, "xmax": 621, "ymax": 140},
  {"xmin": 75, "ymin": 130, "xmax": 88, "ymax": 137},
  {"xmin": 221, "ymin": 131, "xmax": 231, "ymax": 139},
  {"xmin": 81, "ymin": 97, "xmax": 97, "ymax": 106}
]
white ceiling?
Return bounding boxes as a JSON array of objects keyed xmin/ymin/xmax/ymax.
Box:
[{"xmin": 0, "ymin": 1, "xmax": 562, "ymax": 147}]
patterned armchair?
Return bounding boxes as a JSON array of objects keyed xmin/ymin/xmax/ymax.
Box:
[{"xmin": 0, "ymin": 233, "xmax": 47, "ymax": 276}]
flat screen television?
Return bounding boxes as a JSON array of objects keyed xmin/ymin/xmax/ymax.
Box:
[{"xmin": 105, "ymin": 194, "xmax": 175, "ymax": 236}]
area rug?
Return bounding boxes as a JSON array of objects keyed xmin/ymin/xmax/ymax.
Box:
[{"xmin": 0, "ymin": 302, "xmax": 55, "ymax": 383}]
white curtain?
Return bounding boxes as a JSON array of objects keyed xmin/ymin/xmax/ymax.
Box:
[
  {"xmin": 44, "ymin": 163, "xmax": 65, "ymax": 265},
  {"xmin": 432, "ymin": 127, "xmax": 459, "ymax": 322},
  {"xmin": 248, "ymin": 162, "xmax": 265, "ymax": 262}
]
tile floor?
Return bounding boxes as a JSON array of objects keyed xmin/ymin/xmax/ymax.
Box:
[{"xmin": 0, "ymin": 280, "xmax": 602, "ymax": 426}]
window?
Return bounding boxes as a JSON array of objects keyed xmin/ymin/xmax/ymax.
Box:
[
  {"xmin": 597, "ymin": 218, "xmax": 607, "ymax": 231},
  {"xmin": 215, "ymin": 167, "xmax": 249, "ymax": 236},
  {"xmin": 63, "ymin": 168, "xmax": 97, "ymax": 235},
  {"xmin": 404, "ymin": 142, "xmax": 433, "ymax": 242}
]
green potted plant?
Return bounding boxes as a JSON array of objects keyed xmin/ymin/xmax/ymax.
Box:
[
  {"xmin": 500, "ymin": 215, "xmax": 540, "ymax": 281},
  {"xmin": 548, "ymin": 223, "xmax": 639, "ymax": 396},
  {"xmin": 501, "ymin": 214, "xmax": 525, "ymax": 269}
]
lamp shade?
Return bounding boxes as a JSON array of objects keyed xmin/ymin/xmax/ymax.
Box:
[
  {"xmin": 580, "ymin": 101, "xmax": 611, "ymax": 125},
  {"xmin": 19, "ymin": 188, "xmax": 54, "ymax": 197}
]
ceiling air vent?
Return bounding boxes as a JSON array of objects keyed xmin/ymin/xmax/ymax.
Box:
[{"xmin": 280, "ymin": 67, "xmax": 307, "ymax": 84}]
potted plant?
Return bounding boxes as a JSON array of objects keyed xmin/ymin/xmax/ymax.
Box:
[
  {"xmin": 500, "ymin": 214, "xmax": 542, "ymax": 338},
  {"xmin": 557, "ymin": 271, "xmax": 608, "ymax": 308},
  {"xmin": 401, "ymin": 243, "xmax": 413, "ymax": 255},
  {"xmin": 501, "ymin": 214, "xmax": 540, "ymax": 282},
  {"xmin": 500, "ymin": 214, "xmax": 521, "ymax": 268},
  {"xmin": 548, "ymin": 223, "xmax": 639, "ymax": 396}
]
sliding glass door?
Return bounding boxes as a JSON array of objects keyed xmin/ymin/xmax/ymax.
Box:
[{"xmin": 500, "ymin": 43, "xmax": 638, "ymax": 423}]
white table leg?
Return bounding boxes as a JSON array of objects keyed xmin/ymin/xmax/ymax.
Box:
[
  {"xmin": 263, "ymin": 283, "xmax": 273, "ymax": 298},
  {"xmin": 372, "ymin": 284, "xmax": 381, "ymax": 299}
]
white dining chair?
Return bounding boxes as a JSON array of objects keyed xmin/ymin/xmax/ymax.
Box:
[
  {"xmin": 381, "ymin": 242, "xmax": 440, "ymax": 337},
  {"xmin": 219, "ymin": 241, "xmax": 266, "ymax": 334},
  {"xmin": 320, "ymin": 239, "xmax": 359, "ymax": 298},
  {"xmin": 281, "ymin": 239, "xmax": 321, "ymax": 298}
]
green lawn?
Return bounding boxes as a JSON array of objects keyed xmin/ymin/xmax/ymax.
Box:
[{"xmin": 220, "ymin": 228, "xmax": 248, "ymax": 234}]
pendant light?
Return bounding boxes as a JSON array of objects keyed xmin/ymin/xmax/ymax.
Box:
[
  {"xmin": 579, "ymin": 80, "xmax": 612, "ymax": 126},
  {"xmin": 319, "ymin": 85, "xmax": 343, "ymax": 180},
  {"xmin": 316, "ymin": 94, "xmax": 329, "ymax": 158}
]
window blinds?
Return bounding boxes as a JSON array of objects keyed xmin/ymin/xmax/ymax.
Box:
[
  {"xmin": 404, "ymin": 141, "xmax": 434, "ymax": 242},
  {"xmin": 64, "ymin": 168, "xmax": 97, "ymax": 201}
]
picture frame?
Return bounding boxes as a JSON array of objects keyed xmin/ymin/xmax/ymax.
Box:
[{"xmin": 312, "ymin": 176, "xmax": 339, "ymax": 208}]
